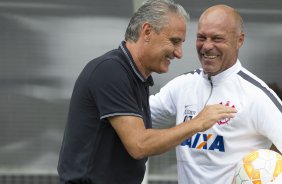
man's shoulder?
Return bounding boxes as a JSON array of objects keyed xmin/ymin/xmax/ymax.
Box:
[
  {"xmin": 183, "ymin": 68, "xmax": 202, "ymax": 76},
  {"xmin": 173, "ymin": 68, "xmax": 202, "ymax": 83},
  {"xmin": 76, "ymin": 49, "xmax": 129, "ymax": 85},
  {"xmin": 236, "ymin": 68, "xmax": 282, "ymax": 106},
  {"xmin": 160, "ymin": 68, "xmax": 202, "ymax": 93},
  {"xmin": 85, "ymin": 49, "xmax": 128, "ymax": 73},
  {"xmin": 236, "ymin": 67, "xmax": 268, "ymax": 90},
  {"xmin": 90, "ymin": 48, "xmax": 125, "ymax": 66}
]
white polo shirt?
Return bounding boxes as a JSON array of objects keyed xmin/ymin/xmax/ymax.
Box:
[{"xmin": 150, "ymin": 60, "xmax": 282, "ymax": 184}]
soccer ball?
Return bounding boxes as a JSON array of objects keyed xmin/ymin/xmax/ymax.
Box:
[{"xmin": 233, "ymin": 149, "xmax": 282, "ymax": 184}]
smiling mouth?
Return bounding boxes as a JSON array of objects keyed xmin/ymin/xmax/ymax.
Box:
[
  {"xmin": 203, "ymin": 54, "xmax": 217, "ymax": 59},
  {"xmin": 165, "ymin": 56, "xmax": 174, "ymax": 63},
  {"xmin": 166, "ymin": 54, "xmax": 175, "ymax": 60}
]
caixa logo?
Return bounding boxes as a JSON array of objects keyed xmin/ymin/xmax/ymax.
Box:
[{"xmin": 180, "ymin": 133, "xmax": 225, "ymax": 152}]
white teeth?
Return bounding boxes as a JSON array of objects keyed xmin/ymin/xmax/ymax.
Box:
[{"xmin": 203, "ymin": 54, "xmax": 217, "ymax": 59}]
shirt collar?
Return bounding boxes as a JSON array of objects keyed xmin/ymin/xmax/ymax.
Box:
[
  {"xmin": 202, "ymin": 59, "xmax": 242, "ymax": 84},
  {"xmin": 119, "ymin": 41, "xmax": 154, "ymax": 86}
]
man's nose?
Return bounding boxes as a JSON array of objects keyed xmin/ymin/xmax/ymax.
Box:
[
  {"xmin": 202, "ymin": 40, "xmax": 214, "ymax": 51},
  {"xmin": 174, "ymin": 45, "xmax": 183, "ymax": 59}
]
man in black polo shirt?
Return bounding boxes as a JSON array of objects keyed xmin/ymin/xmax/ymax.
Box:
[{"xmin": 57, "ymin": 0, "xmax": 237, "ymax": 183}]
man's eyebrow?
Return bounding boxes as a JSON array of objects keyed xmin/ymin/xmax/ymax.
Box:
[{"xmin": 170, "ymin": 37, "xmax": 183, "ymax": 43}]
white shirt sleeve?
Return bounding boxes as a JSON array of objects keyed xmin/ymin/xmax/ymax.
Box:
[
  {"xmin": 149, "ymin": 77, "xmax": 182, "ymax": 129},
  {"xmin": 254, "ymin": 87, "xmax": 282, "ymax": 153}
]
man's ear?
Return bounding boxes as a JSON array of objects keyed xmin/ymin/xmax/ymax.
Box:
[
  {"xmin": 141, "ymin": 22, "xmax": 153, "ymax": 42},
  {"xmin": 237, "ymin": 32, "xmax": 244, "ymax": 49}
]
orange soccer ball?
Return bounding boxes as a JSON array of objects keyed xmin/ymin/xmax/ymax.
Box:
[{"xmin": 233, "ymin": 149, "xmax": 282, "ymax": 184}]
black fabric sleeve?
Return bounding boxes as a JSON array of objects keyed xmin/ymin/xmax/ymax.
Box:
[{"xmin": 88, "ymin": 59, "xmax": 142, "ymax": 119}]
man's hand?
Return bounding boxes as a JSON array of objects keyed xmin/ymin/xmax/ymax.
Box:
[{"xmin": 191, "ymin": 104, "xmax": 237, "ymax": 132}]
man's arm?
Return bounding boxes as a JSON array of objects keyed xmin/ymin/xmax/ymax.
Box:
[{"xmin": 109, "ymin": 104, "xmax": 236, "ymax": 159}]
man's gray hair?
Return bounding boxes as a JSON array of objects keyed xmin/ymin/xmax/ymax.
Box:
[{"xmin": 125, "ymin": 0, "xmax": 189, "ymax": 42}]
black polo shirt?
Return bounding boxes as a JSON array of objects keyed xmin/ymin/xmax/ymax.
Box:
[{"xmin": 58, "ymin": 41, "xmax": 154, "ymax": 184}]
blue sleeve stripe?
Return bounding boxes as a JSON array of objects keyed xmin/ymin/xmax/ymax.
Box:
[{"xmin": 238, "ymin": 70, "xmax": 282, "ymax": 113}]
